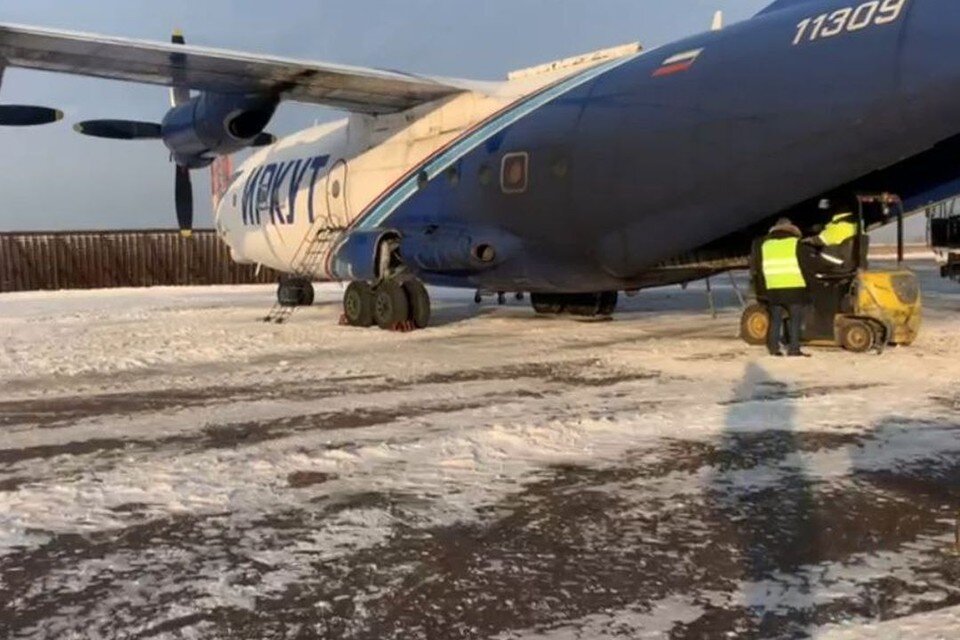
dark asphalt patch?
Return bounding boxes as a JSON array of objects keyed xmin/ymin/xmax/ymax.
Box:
[
  {"xmin": 5, "ymin": 422, "xmax": 957, "ymax": 639},
  {"xmin": 0, "ymin": 359, "xmax": 657, "ymax": 431},
  {"xmin": 0, "ymin": 385, "xmax": 569, "ymax": 468},
  {"xmin": 287, "ymin": 471, "xmax": 337, "ymax": 488},
  {"xmin": 720, "ymin": 382, "xmax": 888, "ymax": 406},
  {"xmin": 0, "ymin": 476, "xmax": 26, "ymax": 492},
  {"xmin": 194, "ymin": 425, "xmax": 958, "ymax": 640},
  {"xmin": 415, "ymin": 358, "xmax": 663, "ymax": 388}
]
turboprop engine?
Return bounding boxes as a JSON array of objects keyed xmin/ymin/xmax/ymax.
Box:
[{"xmin": 59, "ymin": 31, "xmax": 279, "ymax": 236}]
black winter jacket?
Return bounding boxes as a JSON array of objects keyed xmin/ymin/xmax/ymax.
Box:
[{"xmin": 750, "ymin": 230, "xmax": 816, "ymax": 306}]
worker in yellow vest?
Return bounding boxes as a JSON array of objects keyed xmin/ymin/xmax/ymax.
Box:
[
  {"xmin": 810, "ymin": 203, "xmax": 860, "ymax": 273},
  {"xmin": 756, "ymin": 218, "xmax": 812, "ymax": 357}
]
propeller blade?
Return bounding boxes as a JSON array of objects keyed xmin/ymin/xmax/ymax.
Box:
[
  {"xmin": 169, "ymin": 29, "xmax": 191, "ymax": 108},
  {"xmin": 175, "ymin": 165, "xmax": 194, "ymax": 238},
  {"xmin": 74, "ymin": 119, "xmax": 162, "ymax": 140},
  {"xmin": 0, "ymin": 105, "xmax": 64, "ymax": 126},
  {"xmin": 250, "ymin": 132, "xmax": 277, "ymax": 147}
]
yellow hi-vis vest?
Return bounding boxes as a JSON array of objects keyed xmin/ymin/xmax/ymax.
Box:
[
  {"xmin": 762, "ymin": 237, "xmax": 806, "ymax": 290},
  {"xmin": 819, "ymin": 213, "xmax": 858, "ymax": 246}
]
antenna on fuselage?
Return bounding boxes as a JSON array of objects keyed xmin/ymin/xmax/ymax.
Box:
[{"xmin": 712, "ymin": 10, "xmax": 724, "ymax": 31}]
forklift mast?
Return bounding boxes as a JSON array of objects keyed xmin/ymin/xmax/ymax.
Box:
[
  {"xmin": 927, "ymin": 198, "xmax": 960, "ymax": 282},
  {"xmin": 856, "ymin": 192, "xmax": 905, "ymax": 268}
]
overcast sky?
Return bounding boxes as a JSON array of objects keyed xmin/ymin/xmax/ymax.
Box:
[{"xmin": 0, "ymin": 0, "xmax": 775, "ymax": 232}]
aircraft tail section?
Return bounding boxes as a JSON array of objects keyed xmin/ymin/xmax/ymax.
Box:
[{"xmin": 210, "ymin": 155, "xmax": 234, "ymax": 211}]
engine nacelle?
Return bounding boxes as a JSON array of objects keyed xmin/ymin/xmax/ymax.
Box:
[
  {"xmin": 399, "ymin": 225, "xmax": 520, "ymax": 273},
  {"xmin": 161, "ymin": 93, "xmax": 278, "ymax": 168}
]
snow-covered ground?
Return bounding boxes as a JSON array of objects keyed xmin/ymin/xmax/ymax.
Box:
[{"xmin": 0, "ymin": 265, "xmax": 959, "ymax": 639}]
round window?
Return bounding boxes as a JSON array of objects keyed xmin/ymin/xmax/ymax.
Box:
[{"xmin": 331, "ymin": 180, "xmax": 341, "ymax": 199}]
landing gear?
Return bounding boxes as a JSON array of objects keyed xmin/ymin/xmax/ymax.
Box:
[
  {"xmin": 342, "ymin": 277, "xmax": 431, "ymax": 331},
  {"xmin": 530, "ymin": 292, "xmax": 619, "ymax": 318},
  {"xmin": 342, "ymin": 281, "xmax": 375, "ymax": 327},
  {"xmin": 598, "ymin": 291, "xmax": 619, "ymax": 316},
  {"xmin": 403, "ymin": 279, "xmax": 431, "ymax": 329},
  {"xmin": 341, "ymin": 234, "xmax": 432, "ymax": 331},
  {"xmin": 474, "ymin": 290, "xmax": 523, "ymax": 305},
  {"xmin": 277, "ymin": 277, "xmax": 314, "ymax": 307},
  {"xmin": 373, "ymin": 281, "xmax": 410, "ymax": 330},
  {"xmin": 531, "ymin": 293, "xmax": 565, "ymax": 315}
]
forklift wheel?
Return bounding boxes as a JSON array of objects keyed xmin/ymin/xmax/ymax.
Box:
[
  {"xmin": 740, "ymin": 303, "xmax": 770, "ymax": 346},
  {"xmin": 839, "ymin": 320, "xmax": 875, "ymax": 353}
]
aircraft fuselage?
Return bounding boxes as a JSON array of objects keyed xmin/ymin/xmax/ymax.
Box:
[{"xmin": 217, "ymin": 0, "xmax": 960, "ymax": 293}]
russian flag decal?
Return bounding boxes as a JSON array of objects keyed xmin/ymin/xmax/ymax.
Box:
[{"xmin": 652, "ymin": 48, "xmax": 703, "ymax": 77}]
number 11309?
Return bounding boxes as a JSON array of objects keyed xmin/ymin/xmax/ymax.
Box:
[{"xmin": 793, "ymin": 0, "xmax": 908, "ymax": 45}]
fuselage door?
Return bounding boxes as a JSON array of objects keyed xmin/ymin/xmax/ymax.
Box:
[{"xmin": 325, "ymin": 159, "xmax": 349, "ymax": 228}]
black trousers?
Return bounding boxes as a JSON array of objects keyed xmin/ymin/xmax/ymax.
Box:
[{"xmin": 767, "ymin": 303, "xmax": 804, "ymax": 354}]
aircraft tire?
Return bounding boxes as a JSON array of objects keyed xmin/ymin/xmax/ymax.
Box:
[
  {"xmin": 598, "ymin": 291, "xmax": 619, "ymax": 316},
  {"xmin": 301, "ymin": 282, "xmax": 315, "ymax": 307},
  {"xmin": 531, "ymin": 293, "xmax": 565, "ymax": 315},
  {"xmin": 374, "ymin": 280, "xmax": 410, "ymax": 330},
  {"xmin": 403, "ymin": 279, "xmax": 431, "ymax": 329},
  {"xmin": 566, "ymin": 293, "xmax": 603, "ymax": 317},
  {"xmin": 343, "ymin": 281, "xmax": 375, "ymax": 327},
  {"xmin": 278, "ymin": 277, "xmax": 313, "ymax": 308}
]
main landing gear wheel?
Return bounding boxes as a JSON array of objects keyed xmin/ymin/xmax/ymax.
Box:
[
  {"xmin": 531, "ymin": 292, "xmax": 618, "ymax": 317},
  {"xmin": 403, "ymin": 279, "xmax": 431, "ymax": 329},
  {"xmin": 278, "ymin": 277, "xmax": 314, "ymax": 307},
  {"xmin": 373, "ymin": 280, "xmax": 410, "ymax": 330},
  {"xmin": 740, "ymin": 303, "xmax": 770, "ymax": 346},
  {"xmin": 566, "ymin": 293, "xmax": 602, "ymax": 317},
  {"xmin": 531, "ymin": 293, "xmax": 565, "ymax": 315},
  {"xmin": 342, "ymin": 278, "xmax": 432, "ymax": 331},
  {"xmin": 839, "ymin": 320, "xmax": 875, "ymax": 353},
  {"xmin": 598, "ymin": 291, "xmax": 619, "ymax": 317},
  {"xmin": 343, "ymin": 281, "xmax": 375, "ymax": 327}
]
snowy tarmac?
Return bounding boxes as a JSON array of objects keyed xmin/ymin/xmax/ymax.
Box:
[{"xmin": 1, "ymin": 264, "xmax": 959, "ymax": 639}]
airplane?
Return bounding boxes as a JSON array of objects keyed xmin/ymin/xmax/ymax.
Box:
[{"xmin": 0, "ymin": 0, "xmax": 956, "ymax": 330}]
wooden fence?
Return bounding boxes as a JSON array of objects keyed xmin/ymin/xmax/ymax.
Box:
[{"xmin": 0, "ymin": 229, "xmax": 281, "ymax": 292}]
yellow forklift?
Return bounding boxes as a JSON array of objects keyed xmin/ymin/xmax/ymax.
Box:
[{"xmin": 741, "ymin": 193, "xmax": 922, "ymax": 353}]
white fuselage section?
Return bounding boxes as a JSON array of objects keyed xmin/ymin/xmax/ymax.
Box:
[
  {"xmin": 214, "ymin": 91, "xmax": 512, "ymax": 278},
  {"xmin": 212, "ymin": 56, "xmax": 625, "ymax": 280}
]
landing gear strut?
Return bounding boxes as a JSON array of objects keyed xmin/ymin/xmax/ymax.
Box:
[{"xmin": 342, "ymin": 236, "xmax": 432, "ymax": 331}]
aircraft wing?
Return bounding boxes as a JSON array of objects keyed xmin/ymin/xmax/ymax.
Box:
[{"xmin": 0, "ymin": 23, "xmax": 468, "ymax": 114}]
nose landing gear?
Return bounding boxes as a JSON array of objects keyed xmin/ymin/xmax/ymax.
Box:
[{"xmin": 277, "ymin": 276, "xmax": 315, "ymax": 308}]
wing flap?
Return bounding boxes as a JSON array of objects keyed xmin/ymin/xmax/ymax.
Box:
[{"xmin": 0, "ymin": 23, "xmax": 465, "ymax": 114}]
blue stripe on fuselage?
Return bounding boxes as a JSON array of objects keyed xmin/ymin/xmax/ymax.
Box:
[{"xmin": 354, "ymin": 52, "xmax": 644, "ymax": 232}]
